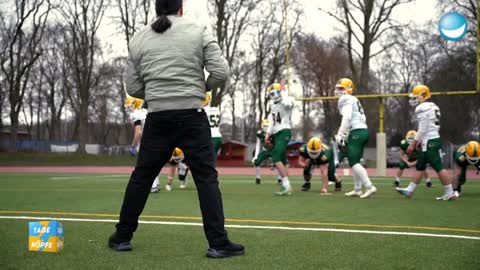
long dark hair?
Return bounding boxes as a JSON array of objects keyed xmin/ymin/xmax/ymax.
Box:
[{"xmin": 151, "ymin": 0, "xmax": 183, "ymax": 33}]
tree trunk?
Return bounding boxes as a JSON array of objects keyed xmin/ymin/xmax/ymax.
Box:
[{"xmin": 9, "ymin": 111, "xmax": 19, "ymax": 152}]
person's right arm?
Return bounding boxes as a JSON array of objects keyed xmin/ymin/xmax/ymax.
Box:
[
  {"xmin": 126, "ymin": 49, "xmax": 145, "ymax": 99},
  {"xmin": 203, "ymin": 27, "xmax": 229, "ymax": 91}
]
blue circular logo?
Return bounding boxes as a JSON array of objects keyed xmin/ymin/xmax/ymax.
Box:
[{"xmin": 439, "ymin": 12, "xmax": 468, "ymax": 41}]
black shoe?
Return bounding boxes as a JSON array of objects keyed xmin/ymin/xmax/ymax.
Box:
[
  {"xmin": 394, "ymin": 180, "xmax": 400, "ymax": 187},
  {"xmin": 301, "ymin": 182, "xmax": 311, "ymax": 191},
  {"xmin": 426, "ymin": 181, "xmax": 432, "ymax": 188},
  {"xmin": 108, "ymin": 233, "xmax": 132, "ymax": 251},
  {"xmin": 206, "ymin": 241, "xmax": 245, "ymax": 258},
  {"xmin": 335, "ymin": 181, "xmax": 342, "ymax": 191},
  {"xmin": 277, "ymin": 179, "xmax": 282, "ymax": 185},
  {"xmin": 255, "ymin": 178, "xmax": 261, "ymax": 185}
]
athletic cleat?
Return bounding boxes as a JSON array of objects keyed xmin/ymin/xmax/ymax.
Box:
[
  {"xmin": 393, "ymin": 180, "xmax": 400, "ymax": 187},
  {"xmin": 328, "ymin": 181, "xmax": 334, "ymax": 186},
  {"xmin": 108, "ymin": 234, "xmax": 132, "ymax": 252},
  {"xmin": 360, "ymin": 186, "xmax": 377, "ymax": 198},
  {"xmin": 426, "ymin": 181, "xmax": 432, "ymax": 188},
  {"xmin": 335, "ymin": 181, "xmax": 342, "ymax": 191},
  {"xmin": 179, "ymin": 181, "xmax": 186, "ymax": 189},
  {"xmin": 274, "ymin": 186, "xmax": 292, "ymax": 196},
  {"xmin": 345, "ymin": 190, "xmax": 363, "ymax": 197},
  {"xmin": 454, "ymin": 191, "xmax": 460, "ymax": 198},
  {"xmin": 165, "ymin": 184, "xmax": 172, "ymax": 192},
  {"xmin": 301, "ymin": 182, "xmax": 311, "ymax": 191},
  {"xmin": 150, "ymin": 187, "xmax": 159, "ymax": 193},
  {"xmin": 206, "ymin": 241, "xmax": 245, "ymax": 259},
  {"xmin": 436, "ymin": 192, "xmax": 457, "ymax": 201},
  {"xmin": 396, "ymin": 187, "xmax": 412, "ymax": 198},
  {"xmin": 255, "ymin": 178, "xmax": 261, "ymax": 185},
  {"xmin": 277, "ymin": 179, "xmax": 282, "ymax": 185}
]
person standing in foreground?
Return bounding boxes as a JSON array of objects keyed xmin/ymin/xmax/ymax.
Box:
[
  {"xmin": 396, "ymin": 84, "xmax": 456, "ymax": 200},
  {"xmin": 108, "ymin": 0, "xmax": 244, "ymax": 258},
  {"xmin": 335, "ymin": 78, "xmax": 377, "ymax": 198},
  {"xmin": 265, "ymin": 83, "xmax": 295, "ymax": 196}
]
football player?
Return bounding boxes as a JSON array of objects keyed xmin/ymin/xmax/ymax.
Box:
[
  {"xmin": 252, "ymin": 119, "xmax": 282, "ymax": 185},
  {"xmin": 298, "ymin": 137, "xmax": 342, "ymax": 194},
  {"xmin": 265, "ymin": 83, "xmax": 295, "ymax": 196},
  {"xmin": 165, "ymin": 147, "xmax": 190, "ymax": 191},
  {"xmin": 125, "ymin": 96, "xmax": 160, "ymax": 193},
  {"xmin": 394, "ymin": 130, "xmax": 431, "ymax": 187},
  {"xmin": 335, "ymin": 78, "xmax": 377, "ymax": 198},
  {"xmin": 396, "ymin": 85, "xmax": 456, "ymax": 200},
  {"xmin": 452, "ymin": 141, "xmax": 480, "ymax": 197},
  {"xmin": 203, "ymin": 92, "xmax": 223, "ymax": 160}
]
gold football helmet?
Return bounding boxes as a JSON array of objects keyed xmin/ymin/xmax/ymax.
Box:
[
  {"xmin": 465, "ymin": 141, "xmax": 480, "ymax": 164},
  {"xmin": 334, "ymin": 78, "xmax": 354, "ymax": 96},
  {"xmin": 307, "ymin": 137, "xmax": 322, "ymax": 159},
  {"xmin": 409, "ymin": 85, "xmax": 431, "ymax": 106},
  {"xmin": 405, "ymin": 130, "xmax": 417, "ymax": 144},
  {"xmin": 267, "ymin": 83, "xmax": 282, "ymax": 102},
  {"xmin": 125, "ymin": 95, "xmax": 143, "ymax": 110},
  {"xmin": 261, "ymin": 119, "xmax": 269, "ymax": 132},
  {"xmin": 172, "ymin": 147, "xmax": 184, "ymax": 163},
  {"xmin": 202, "ymin": 91, "xmax": 212, "ymax": 107}
]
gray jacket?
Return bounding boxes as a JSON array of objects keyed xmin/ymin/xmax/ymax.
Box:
[{"xmin": 126, "ymin": 16, "xmax": 229, "ymax": 112}]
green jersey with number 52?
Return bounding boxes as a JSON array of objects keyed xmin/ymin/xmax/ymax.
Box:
[
  {"xmin": 338, "ymin": 95, "xmax": 367, "ymax": 130},
  {"xmin": 204, "ymin": 106, "xmax": 222, "ymax": 138}
]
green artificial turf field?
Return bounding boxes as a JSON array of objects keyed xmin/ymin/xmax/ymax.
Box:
[{"xmin": 0, "ymin": 173, "xmax": 479, "ymax": 270}]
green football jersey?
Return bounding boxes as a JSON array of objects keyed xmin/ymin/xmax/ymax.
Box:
[
  {"xmin": 299, "ymin": 144, "xmax": 333, "ymax": 165},
  {"xmin": 454, "ymin": 145, "xmax": 480, "ymax": 169},
  {"xmin": 400, "ymin": 139, "xmax": 417, "ymax": 161}
]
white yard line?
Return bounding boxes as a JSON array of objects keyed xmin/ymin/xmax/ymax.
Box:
[{"xmin": 1, "ymin": 215, "xmax": 479, "ymax": 241}]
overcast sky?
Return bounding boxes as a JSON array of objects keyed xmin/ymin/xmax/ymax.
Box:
[{"xmin": 100, "ymin": 0, "xmax": 442, "ymax": 58}]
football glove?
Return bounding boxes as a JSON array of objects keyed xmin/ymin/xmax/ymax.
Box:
[
  {"xmin": 335, "ymin": 134, "xmax": 347, "ymax": 148},
  {"xmin": 129, "ymin": 145, "xmax": 137, "ymax": 156}
]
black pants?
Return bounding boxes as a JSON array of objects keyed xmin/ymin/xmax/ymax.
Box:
[{"xmin": 115, "ymin": 109, "xmax": 229, "ymax": 247}]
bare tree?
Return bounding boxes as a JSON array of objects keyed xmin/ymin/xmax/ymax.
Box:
[
  {"xmin": 209, "ymin": 0, "xmax": 258, "ymax": 106},
  {"xmin": 115, "ymin": 0, "xmax": 152, "ymax": 48},
  {"xmin": 0, "ymin": 0, "xmax": 53, "ymax": 151},
  {"xmin": 249, "ymin": 0, "xmax": 302, "ymax": 127},
  {"xmin": 292, "ymin": 34, "xmax": 349, "ymax": 140},
  {"xmin": 41, "ymin": 23, "xmax": 68, "ymax": 141},
  {"xmin": 60, "ymin": 0, "xmax": 109, "ymax": 153}
]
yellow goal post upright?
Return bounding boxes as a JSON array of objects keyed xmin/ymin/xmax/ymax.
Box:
[{"xmin": 295, "ymin": 91, "xmax": 479, "ymax": 176}]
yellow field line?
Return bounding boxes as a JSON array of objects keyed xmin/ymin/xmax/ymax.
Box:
[{"xmin": 1, "ymin": 210, "xmax": 479, "ymax": 234}]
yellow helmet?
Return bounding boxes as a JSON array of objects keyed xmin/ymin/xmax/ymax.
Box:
[
  {"xmin": 307, "ymin": 137, "xmax": 322, "ymax": 158},
  {"xmin": 202, "ymin": 91, "xmax": 212, "ymax": 107},
  {"xmin": 172, "ymin": 147, "xmax": 184, "ymax": 162},
  {"xmin": 261, "ymin": 119, "xmax": 269, "ymax": 132},
  {"xmin": 409, "ymin": 85, "xmax": 431, "ymax": 106},
  {"xmin": 267, "ymin": 83, "xmax": 282, "ymax": 102},
  {"xmin": 334, "ymin": 78, "xmax": 354, "ymax": 96},
  {"xmin": 125, "ymin": 95, "xmax": 143, "ymax": 110},
  {"xmin": 465, "ymin": 141, "xmax": 480, "ymax": 164},
  {"xmin": 405, "ymin": 130, "xmax": 417, "ymax": 144}
]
